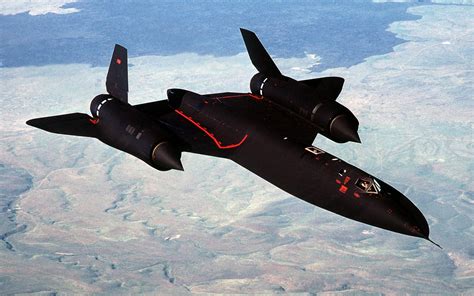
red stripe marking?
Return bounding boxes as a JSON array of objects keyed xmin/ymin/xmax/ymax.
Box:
[
  {"xmin": 214, "ymin": 93, "xmax": 263, "ymax": 101},
  {"xmin": 89, "ymin": 118, "xmax": 99, "ymax": 125},
  {"xmin": 217, "ymin": 94, "xmax": 248, "ymax": 99},
  {"xmin": 247, "ymin": 93, "xmax": 263, "ymax": 100},
  {"xmin": 353, "ymin": 192, "xmax": 360, "ymax": 198},
  {"xmin": 174, "ymin": 109, "xmax": 248, "ymax": 149},
  {"xmin": 336, "ymin": 179, "xmax": 342, "ymax": 184}
]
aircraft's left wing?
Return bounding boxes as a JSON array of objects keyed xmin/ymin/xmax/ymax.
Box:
[
  {"xmin": 135, "ymin": 93, "xmax": 318, "ymax": 158},
  {"xmin": 135, "ymin": 100, "xmax": 233, "ymax": 158}
]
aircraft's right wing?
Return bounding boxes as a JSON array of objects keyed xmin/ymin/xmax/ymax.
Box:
[{"xmin": 202, "ymin": 92, "xmax": 318, "ymax": 145}]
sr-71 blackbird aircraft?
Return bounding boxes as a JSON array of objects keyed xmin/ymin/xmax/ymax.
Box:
[{"xmin": 27, "ymin": 29, "xmax": 439, "ymax": 247}]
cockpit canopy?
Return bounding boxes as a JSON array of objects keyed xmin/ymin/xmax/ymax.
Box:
[{"xmin": 355, "ymin": 177, "xmax": 382, "ymax": 194}]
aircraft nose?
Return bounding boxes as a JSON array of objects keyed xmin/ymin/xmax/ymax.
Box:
[{"xmin": 383, "ymin": 185, "xmax": 430, "ymax": 240}]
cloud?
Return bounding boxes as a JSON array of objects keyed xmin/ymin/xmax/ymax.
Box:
[
  {"xmin": 0, "ymin": 0, "xmax": 79, "ymax": 16},
  {"xmin": 0, "ymin": 4, "xmax": 473, "ymax": 295}
]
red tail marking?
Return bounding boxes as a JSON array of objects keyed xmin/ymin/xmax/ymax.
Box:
[
  {"xmin": 174, "ymin": 109, "xmax": 248, "ymax": 149},
  {"xmin": 116, "ymin": 58, "xmax": 122, "ymax": 65}
]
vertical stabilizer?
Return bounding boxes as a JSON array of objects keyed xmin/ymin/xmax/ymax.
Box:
[
  {"xmin": 240, "ymin": 28, "xmax": 282, "ymax": 78},
  {"xmin": 106, "ymin": 44, "xmax": 128, "ymax": 103}
]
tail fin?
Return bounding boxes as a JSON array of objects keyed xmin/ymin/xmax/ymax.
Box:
[
  {"xmin": 240, "ymin": 28, "xmax": 282, "ymax": 78},
  {"xmin": 106, "ymin": 44, "xmax": 128, "ymax": 103},
  {"xmin": 26, "ymin": 113, "xmax": 98, "ymax": 138}
]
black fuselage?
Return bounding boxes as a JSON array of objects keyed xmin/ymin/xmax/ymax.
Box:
[
  {"xmin": 164, "ymin": 90, "xmax": 430, "ymax": 239},
  {"xmin": 232, "ymin": 122, "xmax": 428, "ymax": 238}
]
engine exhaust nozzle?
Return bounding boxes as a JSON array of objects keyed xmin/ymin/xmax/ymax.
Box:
[{"xmin": 151, "ymin": 141, "xmax": 184, "ymax": 171}]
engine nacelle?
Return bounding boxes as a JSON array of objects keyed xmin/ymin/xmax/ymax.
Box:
[
  {"xmin": 251, "ymin": 73, "xmax": 314, "ymax": 117},
  {"xmin": 310, "ymin": 100, "xmax": 360, "ymax": 143},
  {"xmin": 90, "ymin": 94, "xmax": 183, "ymax": 171},
  {"xmin": 250, "ymin": 73, "xmax": 360, "ymax": 143}
]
